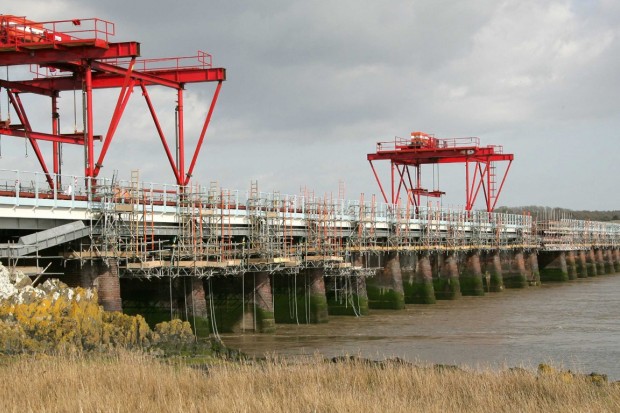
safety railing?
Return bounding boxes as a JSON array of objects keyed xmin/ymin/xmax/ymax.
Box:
[
  {"xmin": 374, "ymin": 136, "xmax": 480, "ymax": 152},
  {"xmin": 1, "ymin": 16, "xmax": 114, "ymax": 46}
]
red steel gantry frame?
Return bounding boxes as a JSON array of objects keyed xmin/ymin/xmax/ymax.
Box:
[
  {"xmin": 0, "ymin": 15, "xmax": 225, "ymax": 188},
  {"xmin": 367, "ymin": 131, "xmax": 514, "ymax": 212}
]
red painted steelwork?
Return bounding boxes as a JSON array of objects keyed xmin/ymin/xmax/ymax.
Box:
[
  {"xmin": 0, "ymin": 15, "xmax": 225, "ymax": 189},
  {"xmin": 367, "ymin": 132, "xmax": 513, "ymax": 212}
]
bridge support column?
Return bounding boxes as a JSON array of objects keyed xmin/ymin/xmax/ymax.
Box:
[
  {"xmin": 483, "ymin": 251, "xmax": 504, "ymax": 292},
  {"xmin": 184, "ymin": 278, "xmax": 210, "ymax": 337},
  {"xmin": 460, "ymin": 251, "xmax": 484, "ymax": 296},
  {"xmin": 604, "ymin": 250, "xmax": 615, "ymax": 274},
  {"xmin": 538, "ymin": 251, "xmax": 569, "ymax": 282},
  {"xmin": 566, "ymin": 251, "xmax": 578, "ymax": 280},
  {"xmin": 401, "ymin": 253, "xmax": 417, "ymax": 304},
  {"xmin": 527, "ymin": 251, "xmax": 540, "ymax": 285},
  {"xmin": 366, "ymin": 252, "xmax": 405, "ymax": 310},
  {"xmin": 251, "ymin": 272, "xmax": 276, "ymax": 332},
  {"xmin": 595, "ymin": 249, "xmax": 607, "ymax": 275},
  {"xmin": 576, "ymin": 251, "xmax": 589, "ymax": 278},
  {"xmin": 408, "ymin": 253, "xmax": 436, "ymax": 304},
  {"xmin": 306, "ymin": 269, "xmax": 329, "ymax": 323},
  {"xmin": 434, "ymin": 252, "xmax": 461, "ymax": 299},
  {"xmin": 614, "ymin": 250, "xmax": 620, "ymax": 273},
  {"xmin": 503, "ymin": 251, "xmax": 528, "ymax": 288},
  {"xmin": 91, "ymin": 260, "xmax": 122, "ymax": 312},
  {"xmin": 586, "ymin": 249, "xmax": 598, "ymax": 276}
]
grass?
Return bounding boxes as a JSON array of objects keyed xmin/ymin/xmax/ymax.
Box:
[{"xmin": 0, "ymin": 352, "xmax": 618, "ymax": 413}]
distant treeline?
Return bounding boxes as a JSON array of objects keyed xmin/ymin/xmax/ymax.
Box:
[{"xmin": 494, "ymin": 206, "xmax": 620, "ymax": 222}]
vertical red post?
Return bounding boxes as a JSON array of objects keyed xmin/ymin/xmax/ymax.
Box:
[
  {"xmin": 85, "ymin": 63, "xmax": 94, "ymax": 177},
  {"xmin": 465, "ymin": 160, "xmax": 470, "ymax": 210},
  {"xmin": 390, "ymin": 161, "xmax": 395, "ymax": 204},
  {"xmin": 52, "ymin": 94, "xmax": 60, "ymax": 188},
  {"xmin": 416, "ymin": 166, "xmax": 421, "ymax": 207},
  {"xmin": 177, "ymin": 89, "xmax": 185, "ymax": 185}
]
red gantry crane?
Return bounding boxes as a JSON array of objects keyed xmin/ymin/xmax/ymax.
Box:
[
  {"xmin": 0, "ymin": 15, "xmax": 225, "ymax": 189},
  {"xmin": 367, "ymin": 131, "xmax": 513, "ymax": 212}
]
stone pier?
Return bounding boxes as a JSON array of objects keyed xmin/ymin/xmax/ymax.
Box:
[
  {"xmin": 483, "ymin": 251, "xmax": 504, "ymax": 292},
  {"xmin": 527, "ymin": 251, "xmax": 541, "ymax": 285},
  {"xmin": 401, "ymin": 253, "xmax": 417, "ymax": 304},
  {"xmin": 460, "ymin": 251, "xmax": 484, "ymax": 296},
  {"xmin": 78, "ymin": 260, "xmax": 122, "ymax": 312},
  {"xmin": 251, "ymin": 272, "xmax": 276, "ymax": 332},
  {"xmin": 408, "ymin": 253, "xmax": 436, "ymax": 304},
  {"xmin": 434, "ymin": 252, "xmax": 462, "ymax": 299},
  {"xmin": 366, "ymin": 252, "xmax": 405, "ymax": 309},
  {"xmin": 586, "ymin": 249, "xmax": 598, "ymax": 276},
  {"xmin": 595, "ymin": 249, "xmax": 607, "ymax": 275},
  {"xmin": 538, "ymin": 251, "xmax": 569, "ymax": 282},
  {"xmin": 614, "ymin": 250, "xmax": 620, "ymax": 273},
  {"xmin": 184, "ymin": 278, "xmax": 210, "ymax": 336},
  {"xmin": 306, "ymin": 269, "xmax": 329, "ymax": 323},
  {"xmin": 603, "ymin": 250, "xmax": 615, "ymax": 274},
  {"xmin": 503, "ymin": 251, "xmax": 528, "ymax": 288},
  {"xmin": 566, "ymin": 251, "xmax": 578, "ymax": 280},
  {"xmin": 576, "ymin": 250, "xmax": 589, "ymax": 278}
]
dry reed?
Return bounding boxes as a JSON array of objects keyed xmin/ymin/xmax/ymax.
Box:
[{"xmin": 0, "ymin": 352, "xmax": 618, "ymax": 413}]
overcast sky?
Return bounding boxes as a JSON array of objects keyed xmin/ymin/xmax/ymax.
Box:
[{"xmin": 2, "ymin": 0, "xmax": 619, "ymax": 210}]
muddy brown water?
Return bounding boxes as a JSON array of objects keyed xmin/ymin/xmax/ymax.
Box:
[{"xmin": 220, "ymin": 275, "xmax": 620, "ymax": 379}]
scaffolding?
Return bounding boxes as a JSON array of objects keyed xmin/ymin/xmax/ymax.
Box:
[
  {"xmin": 246, "ymin": 182, "xmax": 300, "ymax": 273},
  {"xmin": 18, "ymin": 170, "xmax": 608, "ymax": 280}
]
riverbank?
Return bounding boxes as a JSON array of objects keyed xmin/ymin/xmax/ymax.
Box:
[{"xmin": 0, "ymin": 352, "xmax": 618, "ymax": 413}]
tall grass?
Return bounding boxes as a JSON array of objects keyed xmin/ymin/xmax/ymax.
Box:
[{"xmin": 0, "ymin": 352, "xmax": 618, "ymax": 413}]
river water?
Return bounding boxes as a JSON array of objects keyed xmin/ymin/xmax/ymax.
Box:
[{"xmin": 221, "ymin": 275, "xmax": 620, "ymax": 379}]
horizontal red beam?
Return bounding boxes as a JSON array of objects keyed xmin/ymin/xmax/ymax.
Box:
[
  {"xmin": 0, "ymin": 128, "xmax": 90, "ymax": 145},
  {"xmin": 367, "ymin": 147, "xmax": 514, "ymax": 164},
  {"xmin": 10, "ymin": 67, "xmax": 226, "ymax": 93},
  {"xmin": 0, "ymin": 79, "xmax": 58, "ymax": 97},
  {"xmin": 0, "ymin": 41, "xmax": 140, "ymax": 66}
]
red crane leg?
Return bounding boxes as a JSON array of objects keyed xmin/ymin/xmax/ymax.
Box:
[
  {"xmin": 368, "ymin": 160, "xmax": 388, "ymax": 204},
  {"xmin": 491, "ymin": 160, "xmax": 512, "ymax": 211},
  {"xmin": 140, "ymin": 84, "xmax": 181, "ymax": 183},
  {"xmin": 469, "ymin": 162, "xmax": 487, "ymax": 211},
  {"xmin": 93, "ymin": 59, "xmax": 137, "ymax": 177},
  {"xmin": 184, "ymin": 80, "xmax": 223, "ymax": 185},
  {"xmin": 8, "ymin": 92, "xmax": 54, "ymax": 189}
]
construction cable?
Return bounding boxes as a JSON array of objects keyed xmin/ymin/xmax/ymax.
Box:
[
  {"xmin": 169, "ymin": 275, "xmax": 173, "ymax": 321},
  {"xmin": 183, "ymin": 277, "xmax": 189, "ymax": 325},
  {"xmin": 253, "ymin": 272, "xmax": 257, "ymax": 332},
  {"xmin": 293, "ymin": 273, "xmax": 300, "ymax": 325},
  {"xmin": 350, "ymin": 277, "xmax": 361, "ymax": 318},
  {"xmin": 190, "ymin": 279, "xmax": 197, "ymax": 342},
  {"xmin": 208, "ymin": 278, "xmax": 221, "ymax": 341},
  {"xmin": 305, "ymin": 273, "xmax": 310, "ymax": 324}
]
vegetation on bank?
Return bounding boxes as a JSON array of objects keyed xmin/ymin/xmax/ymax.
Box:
[
  {"xmin": 0, "ymin": 264, "xmax": 212, "ymax": 355},
  {"xmin": 495, "ymin": 206, "xmax": 620, "ymax": 222},
  {"xmin": 0, "ymin": 352, "xmax": 618, "ymax": 413}
]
